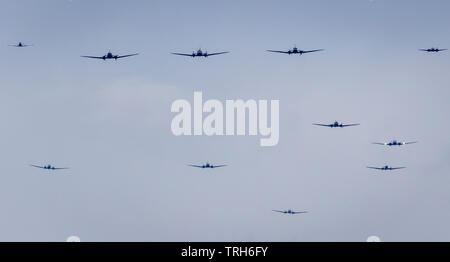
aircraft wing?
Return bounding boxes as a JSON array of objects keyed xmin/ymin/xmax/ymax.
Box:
[
  {"xmin": 188, "ymin": 164, "xmax": 204, "ymax": 168},
  {"xmin": 405, "ymin": 141, "xmax": 418, "ymax": 145},
  {"xmin": 171, "ymin": 52, "xmax": 194, "ymax": 57},
  {"xmin": 292, "ymin": 211, "xmax": 308, "ymax": 214},
  {"xmin": 116, "ymin": 53, "xmax": 139, "ymax": 59},
  {"xmin": 341, "ymin": 123, "xmax": 360, "ymax": 127},
  {"xmin": 266, "ymin": 50, "xmax": 290, "ymax": 54},
  {"xmin": 372, "ymin": 142, "xmax": 387, "ymax": 145},
  {"xmin": 212, "ymin": 165, "xmax": 227, "ymax": 168},
  {"xmin": 302, "ymin": 49, "xmax": 324, "ymax": 53},
  {"xmin": 206, "ymin": 52, "xmax": 229, "ymax": 56},
  {"xmin": 419, "ymin": 49, "xmax": 429, "ymax": 51},
  {"xmin": 53, "ymin": 167, "xmax": 69, "ymax": 170},
  {"xmin": 30, "ymin": 164, "xmax": 45, "ymax": 169},
  {"xmin": 272, "ymin": 210, "xmax": 285, "ymax": 213},
  {"xmin": 390, "ymin": 167, "xmax": 406, "ymax": 170},
  {"xmin": 312, "ymin": 123, "xmax": 332, "ymax": 127},
  {"xmin": 81, "ymin": 55, "xmax": 104, "ymax": 59},
  {"xmin": 367, "ymin": 166, "xmax": 382, "ymax": 170},
  {"xmin": 438, "ymin": 49, "xmax": 448, "ymax": 51}
]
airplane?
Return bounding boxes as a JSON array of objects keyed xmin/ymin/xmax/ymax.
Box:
[
  {"xmin": 272, "ymin": 209, "xmax": 308, "ymax": 215},
  {"xmin": 267, "ymin": 46, "xmax": 324, "ymax": 55},
  {"xmin": 81, "ymin": 51, "xmax": 138, "ymax": 60},
  {"xmin": 419, "ymin": 48, "xmax": 447, "ymax": 53},
  {"xmin": 9, "ymin": 42, "xmax": 33, "ymax": 47},
  {"xmin": 372, "ymin": 140, "xmax": 418, "ymax": 147},
  {"xmin": 366, "ymin": 165, "xmax": 406, "ymax": 171},
  {"xmin": 312, "ymin": 121, "xmax": 360, "ymax": 128},
  {"xmin": 188, "ymin": 162, "xmax": 227, "ymax": 169},
  {"xmin": 30, "ymin": 164, "xmax": 69, "ymax": 170},
  {"xmin": 171, "ymin": 49, "xmax": 229, "ymax": 58}
]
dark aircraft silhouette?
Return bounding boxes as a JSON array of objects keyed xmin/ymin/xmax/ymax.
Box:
[
  {"xmin": 30, "ymin": 164, "xmax": 69, "ymax": 170},
  {"xmin": 81, "ymin": 51, "xmax": 138, "ymax": 60},
  {"xmin": 267, "ymin": 46, "xmax": 324, "ymax": 55},
  {"xmin": 313, "ymin": 121, "xmax": 360, "ymax": 128},
  {"xmin": 171, "ymin": 49, "xmax": 229, "ymax": 58},
  {"xmin": 272, "ymin": 209, "xmax": 308, "ymax": 215},
  {"xmin": 372, "ymin": 140, "xmax": 418, "ymax": 147},
  {"xmin": 367, "ymin": 165, "xmax": 406, "ymax": 171},
  {"xmin": 419, "ymin": 48, "xmax": 447, "ymax": 53},
  {"xmin": 9, "ymin": 42, "xmax": 32, "ymax": 47},
  {"xmin": 188, "ymin": 162, "xmax": 227, "ymax": 169}
]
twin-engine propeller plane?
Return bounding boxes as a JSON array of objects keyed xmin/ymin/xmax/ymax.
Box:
[
  {"xmin": 366, "ymin": 165, "xmax": 406, "ymax": 171},
  {"xmin": 267, "ymin": 46, "xmax": 324, "ymax": 55},
  {"xmin": 171, "ymin": 49, "xmax": 229, "ymax": 58},
  {"xmin": 30, "ymin": 164, "xmax": 69, "ymax": 170},
  {"xmin": 313, "ymin": 121, "xmax": 360, "ymax": 128},
  {"xmin": 372, "ymin": 140, "xmax": 418, "ymax": 147},
  {"xmin": 9, "ymin": 42, "xmax": 33, "ymax": 47},
  {"xmin": 419, "ymin": 48, "xmax": 447, "ymax": 53},
  {"xmin": 272, "ymin": 209, "xmax": 308, "ymax": 215},
  {"xmin": 81, "ymin": 51, "xmax": 139, "ymax": 60},
  {"xmin": 188, "ymin": 162, "xmax": 227, "ymax": 169}
]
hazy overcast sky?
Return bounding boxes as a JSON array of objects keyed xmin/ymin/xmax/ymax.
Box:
[{"xmin": 0, "ymin": 0, "xmax": 449, "ymax": 241}]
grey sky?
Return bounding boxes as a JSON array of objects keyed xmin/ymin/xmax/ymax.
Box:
[{"xmin": 0, "ymin": 0, "xmax": 449, "ymax": 241}]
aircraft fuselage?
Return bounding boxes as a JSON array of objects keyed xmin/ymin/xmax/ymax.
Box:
[
  {"xmin": 288, "ymin": 48, "xmax": 304, "ymax": 55},
  {"xmin": 192, "ymin": 50, "xmax": 207, "ymax": 57},
  {"xmin": 330, "ymin": 122, "xmax": 343, "ymax": 128},
  {"xmin": 103, "ymin": 52, "xmax": 117, "ymax": 60}
]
